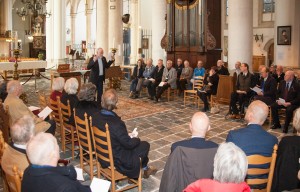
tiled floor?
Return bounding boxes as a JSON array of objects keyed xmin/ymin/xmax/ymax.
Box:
[{"xmin": 1, "ymin": 76, "xmax": 291, "ymax": 192}]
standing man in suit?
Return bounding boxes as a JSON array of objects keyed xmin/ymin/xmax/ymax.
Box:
[
  {"xmin": 253, "ymin": 66, "xmax": 277, "ymax": 105},
  {"xmin": 87, "ymin": 47, "xmax": 115, "ymax": 105},
  {"xmin": 171, "ymin": 112, "xmax": 218, "ymax": 153},
  {"xmin": 270, "ymin": 70, "xmax": 300, "ymax": 133}
]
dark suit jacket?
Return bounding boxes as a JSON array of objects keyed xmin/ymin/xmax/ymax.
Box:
[
  {"xmin": 75, "ymin": 100, "xmax": 99, "ymax": 120},
  {"xmin": 151, "ymin": 66, "xmax": 165, "ymax": 85},
  {"xmin": 132, "ymin": 65, "xmax": 144, "ymax": 79},
  {"xmin": 226, "ymin": 124, "xmax": 278, "ymax": 157},
  {"xmin": 271, "ymin": 136, "xmax": 300, "ymax": 192},
  {"xmin": 171, "ymin": 137, "xmax": 218, "ymax": 153},
  {"xmin": 87, "ymin": 56, "xmax": 114, "ymax": 85},
  {"xmin": 91, "ymin": 109, "xmax": 141, "ymax": 178},
  {"xmin": 21, "ymin": 165, "xmax": 91, "ymax": 192},
  {"xmin": 60, "ymin": 93, "xmax": 79, "ymax": 126},
  {"xmin": 273, "ymin": 72, "xmax": 285, "ymax": 84},
  {"xmin": 277, "ymin": 79, "xmax": 300, "ymax": 105},
  {"xmin": 217, "ymin": 66, "xmax": 229, "ymax": 76},
  {"xmin": 259, "ymin": 75, "xmax": 277, "ymax": 101},
  {"xmin": 236, "ymin": 72, "xmax": 256, "ymax": 95},
  {"xmin": 203, "ymin": 73, "xmax": 219, "ymax": 95}
]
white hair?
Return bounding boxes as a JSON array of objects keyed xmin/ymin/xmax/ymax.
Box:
[
  {"xmin": 26, "ymin": 132, "xmax": 59, "ymax": 165},
  {"xmin": 11, "ymin": 115, "xmax": 35, "ymax": 145},
  {"xmin": 52, "ymin": 77, "xmax": 65, "ymax": 91},
  {"xmin": 64, "ymin": 78, "xmax": 78, "ymax": 94},
  {"xmin": 7, "ymin": 80, "xmax": 21, "ymax": 94},
  {"xmin": 213, "ymin": 142, "xmax": 248, "ymax": 183}
]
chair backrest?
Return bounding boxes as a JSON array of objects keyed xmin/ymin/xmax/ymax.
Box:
[
  {"xmin": 0, "ymin": 131, "xmax": 6, "ymax": 162},
  {"xmin": 4, "ymin": 165, "xmax": 23, "ymax": 192},
  {"xmin": 57, "ymin": 99, "xmax": 72, "ymax": 129},
  {"xmin": 49, "ymin": 97, "xmax": 60, "ymax": 124},
  {"xmin": 246, "ymin": 144, "xmax": 278, "ymax": 192},
  {"xmin": 74, "ymin": 109, "xmax": 93, "ymax": 155},
  {"xmin": 90, "ymin": 119, "xmax": 115, "ymax": 170},
  {"xmin": 0, "ymin": 101, "xmax": 10, "ymax": 143},
  {"xmin": 38, "ymin": 92, "xmax": 48, "ymax": 109},
  {"xmin": 193, "ymin": 76, "xmax": 204, "ymax": 90}
]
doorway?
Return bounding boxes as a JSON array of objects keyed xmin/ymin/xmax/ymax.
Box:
[{"xmin": 268, "ymin": 43, "xmax": 274, "ymax": 66}]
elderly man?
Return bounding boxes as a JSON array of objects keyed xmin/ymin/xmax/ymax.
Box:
[
  {"xmin": 87, "ymin": 47, "xmax": 114, "ymax": 104},
  {"xmin": 226, "ymin": 100, "xmax": 278, "ymax": 156},
  {"xmin": 140, "ymin": 58, "xmax": 155, "ymax": 90},
  {"xmin": 253, "ymin": 66, "xmax": 277, "ymax": 105},
  {"xmin": 273, "ymin": 65, "xmax": 285, "ymax": 83},
  {"xmin": 216, "ymin": 60, "xmax": 229, "ymax": 76},
  {"xmin": 147, "ymin": 59, "xmax": 165, "ymax": 100},
  {"xmin": 231, "ymin": 61, "xmax": 241, "ymax": 76},
  {"xmin": 22, "ymin": 132, "xmax": 91, "ymax": 192},
  {"xmin": 175, "ymin": 58, "xmax": 184, "ymax": 88},
  {"xmin": 1, "ymin": 116, "xmax": 34, "ymax": 191},
  {"xmin": 91, "ymin": 89, "xmax": 157, "ymax": 179},
  {"xmin": 192, "ymin": 60, "xmax": 206, "ymax": 78},
  {"xmin": 155, "ymin": 60, "xmax": 177, "ymax": 102},
  {"xmin": 160, "ymin": 112, "xmax": 218, "ymax": 191},
  {"xmin": 4, "ymin": 80, "xmax": 55, "ymax": 134},
  {"xmin": 271, "ymin": 70, "xmax": 300, "ymax": 133}
]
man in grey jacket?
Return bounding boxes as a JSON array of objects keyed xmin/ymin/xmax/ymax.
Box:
[{"xmin": 155, "ymin": 60, "xmax": 177, "ymax": 102}]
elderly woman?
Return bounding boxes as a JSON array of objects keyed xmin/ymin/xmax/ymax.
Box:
[
  {"xmin": 60, "ymin": 78, "xmax": 79, "ymax": 125},
  {"xmin": 75, "ymin": 82, "xmax": 99, "ymax": 120},
  {"xmin": 178, "ymin": 60, "xmax": 193, "ymax": 96},
  {"xmin": 50, "ymin": 77, "xmax": 65, "ymax": 101},
  {"xmin": 184, "ymin": 142, "xmax": 251, "ymax": 192},
  {"xmin": 271, "ymin": 108, "xmax": 300, "ymax": 192}
]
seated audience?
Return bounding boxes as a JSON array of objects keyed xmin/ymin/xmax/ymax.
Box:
[
  {"xmin": 197, "ymin": 66, "xmax": 219, "ymax": 112},
  {"xmin": 253, "ymin": 66, "xmax": 277, "ymax": 105},
  {"xmin": 229, "ymin": 63, "xmax": 256, "ymax": 118},
  {"xmin": 191, "ymin": 60, "xmax": 205, "ymax": 83},
  {"xmin": 271, "ymin": 70, "xmax": 300, "ymax": 133},
  {"xmin": 183, "ymin": 142, "xmax": 251, "ymax": 192},
  {"xmin": 75, "ymin": 82, "xmax": 99, "ymax": 119},
  {"xmin": 160, "ymin": 112, "xmax": 218, "ymax": 192},
  {"xmin": 129, "ymin": 59, "xmax": 144, "ymax": 98},
  {"xmin": 1, "ymin": 116, "xmax": 34, "ymax": 191},
  {"xmin": 61, "ymin": 77, "xmax": 79, "ymax": 126},
  {"xmin": 141, "ymin": 58, "xmax": 155, "ymax": 91},
  {"xmin": 216, "ymin": 60, "xmax": 229, "ymax": 76},
  {"xmin": 226, "ymin": 100, "xmax": 278, "ymax": 189},
  {"xmin": 21, "ymin": 132, "xmax": 91, "ymax": 192},
  {"xmin": 91, "ymin": 89, "xmax": 157, "ymax": 179},
  {"xmin": 175, "ymin": 58, "xmax": 184, "ymax": 88},
  {"xmin": 273, "ymin": 65, "xmax": 285, "ymax": 84},
  {"xmin": 50, "ymin": 77, "xmax": 65, "ymax": 101},
  {"xmin": 269, "ymin": 64, "xmax": 277, "ymax": 76},
  {"xmin": 147, "ymin": 59, "xmax": 165, "ymax": 100},
  {"xmin": 178, "ymin": 60, "xmax": 193, "ymax": 96},
  {"xmin": 155, "ymin": 60, "xmax": 177, "ymax": 102},
  {"xmin": 272, "ymin": 107, "xmax": 300, "ymax": 192},
  {"xmin": 230, "ymin": 61, "xmax": 241, "ymax": 76},
  {"xmin": 4, "ymin": 80, "xmax": 55, "ymax": 134},
  {"xmin": 0, "ymin": 80, "xmax": 8, "ymax": 102}
]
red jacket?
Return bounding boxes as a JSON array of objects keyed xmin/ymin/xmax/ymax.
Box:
[{"xmin": 184, "ymin": 179, "xmax": 251, "ymax": 192}]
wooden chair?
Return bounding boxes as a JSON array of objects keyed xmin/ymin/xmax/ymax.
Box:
[
  {"xmin": 246, "ymin": 144, "xmax": 278, "ymax": 192},
  {"xmin": 0, "ymin": 101, "xmax": 10, "ymax": 143},
  {"xmin": 5, "ymin": 165, "xmax": 23, "ymax": 192},
  {"xmin": 184, "ymin": 76, "xmax": 204, "ymax": 107},
  {"xmin": 38, "ymin": 92, "xmax": 48, "ymax": 109},
  {"xmin": 57, "ymin": 99, "xmax": 78, "ymax": 160},
  {"xmin": 74, "ymin": 109, "xmax": 97, "ymax": 179},
  {"xmin": 90, "ymin": 120, "xmax": 142, "ymax": 192},
  {"xmin": 49, "ymin": 97, "xmax": 62, "ymax": 137}
]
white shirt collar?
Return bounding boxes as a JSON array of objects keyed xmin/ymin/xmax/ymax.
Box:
[{"xmin": 13, "ymin": 143, "xmax": 26, "ymax": 150}]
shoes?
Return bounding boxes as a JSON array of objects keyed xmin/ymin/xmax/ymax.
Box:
[
  {"xmin": 129, "ymin": 91, "xmax": 133, "ymax": 98},
  {"xmin": 143, "ymin": 166, "xmax": 157, "ymax": 179},
  {"xmin": 150, "ymin": 96, "xmax": 154, "ymax": 100},
  {"xmin": 270, "ymin": 123, "xmax": 281, "ymax": 129},
  {"xmin": 154, "ymin": 96, "xmax": 159, "ymax": 102},
  {"xmin": 235, "ymin": 114, "xmax": 242, "ymax": 119},
  {"xmin": 229, "ymin": 114, "xmax": 237, "ymax": 119}
]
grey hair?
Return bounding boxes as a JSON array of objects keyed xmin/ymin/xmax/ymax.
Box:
[
  {"xmin": 26, "ymin": 132, "xmax": 59, "ymax": 165},
  {"xmin": 77, "ymin": 83, "xmax": 96, "ymax": 101},
  {"xmin": 52, "ymin": 77, "xmax": 65, "ymax": 91},
  {"xmin": 7, "ymin": 80, "xmax": 21, "ymax": 94},
  {"xmin": 293, "ymin": 108, "xmax": 300, "ymax": 132},
  {"xmin": 101, "ymin": 89, "xmax": 118, "ymax": 110},
  {"xmin": 64, "ymin": 78, "xmax": 78, "ymax": 94},
  {"xmin": 213, "ymin": 142, "xmax": 248, "ymax": 183},
  {"xmin": 10, "ymin": 115, "xmax": 35, "ymax": 145}
]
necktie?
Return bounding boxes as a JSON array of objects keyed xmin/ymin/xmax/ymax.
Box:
[
  {"xmin": 284, "ymin": 82, "xmax": 289, "ymax": 100},
  {"xmin": 261, "ymin": 80, "xmax": 265, "ymax": 92}
]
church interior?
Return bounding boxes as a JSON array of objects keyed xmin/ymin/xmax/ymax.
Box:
[{"xmin": 0, "ymin": 0, "xmax": 300, "ymax": 191}]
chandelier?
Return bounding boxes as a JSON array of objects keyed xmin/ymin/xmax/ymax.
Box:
[{"xmin": 16, "ymin": 0, "xmax": 51, "ymax": 21}]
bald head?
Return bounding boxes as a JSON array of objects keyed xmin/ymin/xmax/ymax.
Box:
[
  {"xmin": 189, "ymin": 112, "xmax": 210, "ymax": 137},
  {"xmin": 245, "ymin": 100, "xmax": 269, "ymax": 125},
  {"xmin": 284, "ymin": 70, "xmax": 295, "ymax": 82}
]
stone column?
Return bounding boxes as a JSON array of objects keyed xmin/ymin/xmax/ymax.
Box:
[
  {"xmin": 96, "ymin": 0, "xmax": 108, "ymax": 55},
  {"xmin": 129, "ymin": 0, "xmax": 139, "ymax": 64},
  {"xmin": 86, "ymin": 9, "xmax": 93, "ymax": 57},
  {"xmin": 108, "ymin": 0, "xmax": 123, "ymax": 65},
  {"xmin": 46, "ymin": 0, "xmax": 66, "ymax": 68},
  {"xmin": 152, "ymin": 0, "xmax": 166, "ymax": 64},
  {"xmin": 70, "ymin": 13, "xmax": 76, "ymax": 48},
  {"xmin": 275, "ymin": 0, "xmax": 298, "ymax": 67},
  {"xmin": 0, "ymin": 0, "xmax": 13, "ymax": 57},
  {"xmin": 228, "ymin": 0, "xmax": 253, "ymax": 71}
]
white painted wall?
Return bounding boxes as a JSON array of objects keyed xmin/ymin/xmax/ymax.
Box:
[{"xmin": 140, "ymin": 0, "xmax": 152, "ymax": 30}]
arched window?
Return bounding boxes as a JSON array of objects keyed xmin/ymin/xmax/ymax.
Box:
[{"xmin": 263, "ymin": 0, "xmax": 275, "ymax": 13}]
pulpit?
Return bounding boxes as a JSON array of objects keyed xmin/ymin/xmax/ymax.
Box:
[
  {"xmin": 105, "ymin": 66, "xmax": 123, "ymax": 90},
  {"xmin": 214, "ymin": 75, "xmax": 236, "ymax": 105}
]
